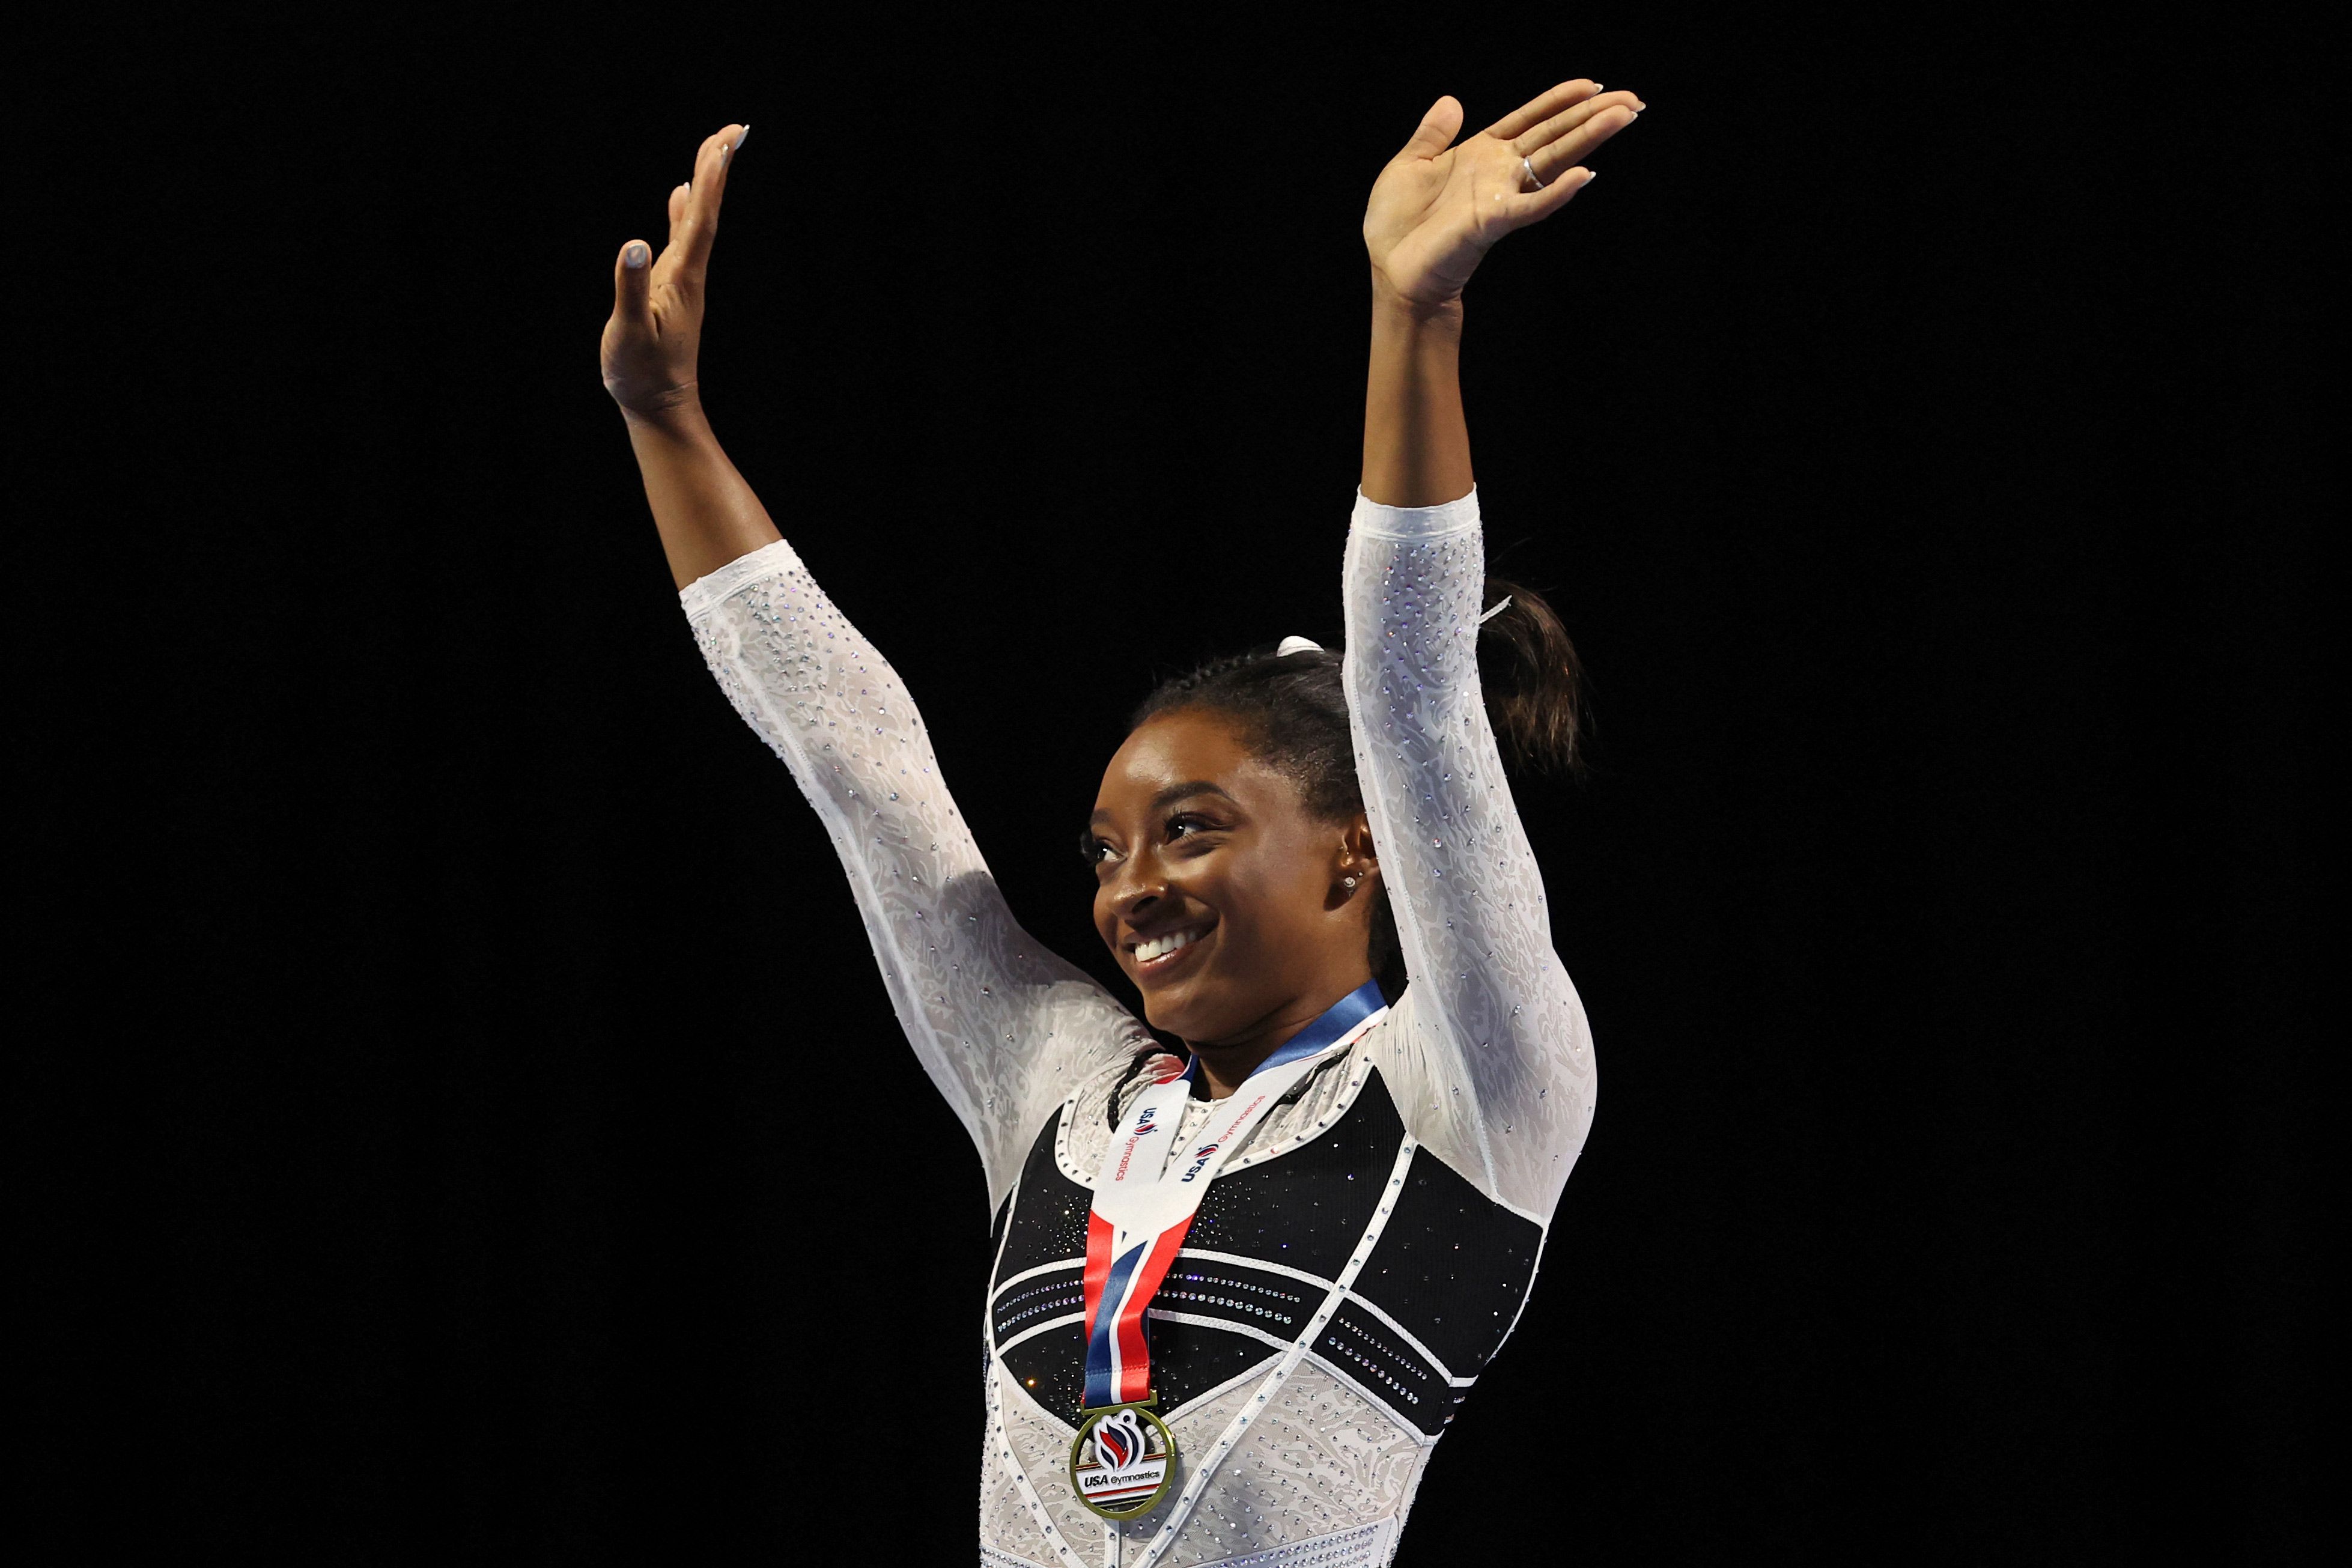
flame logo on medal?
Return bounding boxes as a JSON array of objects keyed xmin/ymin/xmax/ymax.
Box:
[{"xmin": 1093, "ymin": 1408, "xmax": 1146, "ymax": 1471}]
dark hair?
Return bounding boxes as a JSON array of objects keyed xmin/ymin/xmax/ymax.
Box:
[{"xmin": 1123, "ymin": 574, "xmax": 1583, "ymax": 1001}]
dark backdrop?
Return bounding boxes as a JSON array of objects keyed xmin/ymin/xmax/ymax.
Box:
[{"xmin": 36, "ymin": 11, "xmax": 2317, "ymax": 1564}]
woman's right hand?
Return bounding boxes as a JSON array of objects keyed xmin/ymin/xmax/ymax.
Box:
[{"xmin": 601, "ymin": 123, "xmax": 749, "ymax": 421}]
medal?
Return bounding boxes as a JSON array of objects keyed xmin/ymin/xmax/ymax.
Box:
[
  {"xmin": 1069, "ymin": 1397, "xmax": 1177, "ymax": 1518},
  {"xmin": 1068, "ymin": 982, "xmax": 1388, "ymax": 1520}
]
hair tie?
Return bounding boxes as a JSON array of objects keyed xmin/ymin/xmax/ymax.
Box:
[
  {"xmin": 1477, "ymin": 595, "xmax": 1514, "ymax": 625},
  {"xmin": 1275, "ymin": 636, "xmax": 1324, "ymax": 656}
]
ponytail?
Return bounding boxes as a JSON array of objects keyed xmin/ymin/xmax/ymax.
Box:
[{"xmin": 1474, "ymin": 574, "xmax": 1586, "ymax": 777}]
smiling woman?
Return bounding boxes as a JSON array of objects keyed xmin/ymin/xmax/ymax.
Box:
[
  {"xmin": 1090, "ymin": 612, "xmax": 1582, "ymax": 1098},
  {"xmin": 604, "ymin": 78, "xmax": 1639, "ymax": 1568}
]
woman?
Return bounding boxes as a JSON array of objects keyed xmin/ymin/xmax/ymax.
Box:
[{"xmin": 601, "ymin": 78, "xmax": 1642, "ymax": 1568}]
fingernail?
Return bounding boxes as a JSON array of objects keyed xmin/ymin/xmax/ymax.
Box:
[
  {"xmin": 734, "ymin": 124, "xmax": 751, "ymax": 150},
  {"xmin": 625, "ymin": 243, "xmax": 649, "ymax": 269}
]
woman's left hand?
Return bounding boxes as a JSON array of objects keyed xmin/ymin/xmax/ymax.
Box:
[{"xmin": 1363, "ymin": 79, "xmax": 1644, "ymax": 311}]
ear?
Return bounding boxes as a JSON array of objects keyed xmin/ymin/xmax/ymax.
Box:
[{"xmin": 1339, "ymin": 812, "xmax": 1381, "ymax": 885}]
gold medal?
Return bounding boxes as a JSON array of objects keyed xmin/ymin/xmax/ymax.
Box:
[{"xmin": 1068, "ymin": 1397, "xmax": 1177, "ymax": 1519}]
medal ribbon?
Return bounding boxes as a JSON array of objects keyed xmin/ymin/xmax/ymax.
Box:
[{"xmin": 1080, "ymin": 981, "xmax": 1388, "ymax": 1409}]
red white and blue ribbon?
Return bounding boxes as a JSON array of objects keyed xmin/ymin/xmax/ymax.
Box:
[{"xmin": 1080, "ymin": 981, "xmax": 1388, "ymax": 1410}]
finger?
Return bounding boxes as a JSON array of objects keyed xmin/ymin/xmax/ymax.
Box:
[
  {"xmin": 1484, "ymin": 79, "xmax": 1600, "ymax": 141},
  {"xmin": 1515, "ymin": 90, "xmax": 1642, "ymax": 153},
  {"xmin": 1522, "ymin": 101, "xmax": 1641, "ymax": 186},
  {"xmin": 666, "ymin": 181, "xmax": 690, "ymax": 250},
  {"xmin": 1394, "ymin": 95, "xmax": 1463, "ymax": 160},
  {"xmin": 612, "ymin": 239, "xmax": 654, "ymax": 332},
  {"xmin": 671, "ymin": 122, "xmax": 749, "ymax": 280},
  {"xmin": 1490, "ymin": 166, "xmax": 1599, "ymax": 233}
]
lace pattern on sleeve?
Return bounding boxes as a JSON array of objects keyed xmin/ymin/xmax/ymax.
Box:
[
  {"xmin": 683, "ymin": 539, "xmax": 1152, "ymax": 1212},
  {"xmin": 1339, "ymin": 488, "xmax": 1597, "ymax": 1221}
]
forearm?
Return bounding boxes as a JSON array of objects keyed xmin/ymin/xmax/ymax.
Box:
[
  {"xmin": 624, "ymin": 400, "xmax": 783, "ymax": 591},
  {"xmin": 1360, "ymin": 283, "xmax": 1472, "ymax": 507}
]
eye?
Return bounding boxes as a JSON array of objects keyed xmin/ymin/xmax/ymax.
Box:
[
  {"xmin": 1165, "ymin": 813, "xmax": 1215, "ymax": 843},
  {"xmin": 1079, "ymin": 831, "xmax": 1118, "ymax": 866}
]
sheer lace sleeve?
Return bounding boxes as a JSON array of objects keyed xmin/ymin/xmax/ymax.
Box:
[
  {"xmin": 681, "ymin": 539, "xmax": 1153, "ymax": 1214},
  {"xmin": 1339, "ymin": 487, "xmax": 1598, "ymax": 1221}
]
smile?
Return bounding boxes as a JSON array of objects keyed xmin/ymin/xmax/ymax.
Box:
[{"xmin": 1131, "ymin": 924, "xmax": 1212, "ymax": 970}]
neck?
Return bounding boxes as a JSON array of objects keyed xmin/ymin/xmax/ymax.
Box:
[
  {"xmin": 1186, "ymin": 1037, "xmax": 1285, "ymax": 1101},
  {"xmin": 1183, "ymin": 976, "xmax": 1375, "ymax": 1099}
]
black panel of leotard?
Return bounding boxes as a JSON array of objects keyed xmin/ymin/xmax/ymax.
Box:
[
  {"xmin": 1151, "ymin": 1257, "xmax": 1316, "ymax": 1338},
  {"xmin": 1176, "ymin": 1068, "xmax": 1402, "ymax": 1278},
  {"xmin": 989, "ymin": 1119, "xmax": 1095, "ymax": 1286},
  {"xmin": 985, "ymin": 1067, "xmax": 1541, "ymax": 1432},
  {"xmin": 999, "ymin": 1317, "xmax": 1092, "ymax": 1423},
  {"xmin": 991, "ymin": 1262, "xmax": 1083, "ymax": 1345},
  {"xmin": 1315, "ymin": 1298, "xmax": 1457, "ymax": 1436},
  {"xmin": 1349, "ymin": 1144, "xmax": 1545, "ymax": 1379}
]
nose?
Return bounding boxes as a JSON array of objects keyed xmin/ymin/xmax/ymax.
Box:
[{"xmin": 1105, "ymin": 854, "xmax": 1168, "ymax": 929}]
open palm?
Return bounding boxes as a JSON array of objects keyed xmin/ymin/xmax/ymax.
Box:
[
  {"xmin": 602, "ymin": 123, "xmax": 749, "ymax": 416},
  {"xmin": 1363, "ymin": 80, "xmax": 1643, "ymax": 309}
]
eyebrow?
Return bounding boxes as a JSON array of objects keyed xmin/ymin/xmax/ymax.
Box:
[{"xmin": 1088, "ymin": 780, "xmax": 1236, "ymax": 824}]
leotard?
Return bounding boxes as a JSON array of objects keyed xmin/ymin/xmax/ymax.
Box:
[{"xmin": 681, "ymin": 485, "xmax": 1596, "ymax": 1567}]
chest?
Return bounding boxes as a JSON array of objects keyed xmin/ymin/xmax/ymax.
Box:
[{"xmin": 985, "ymin": 1065, "xmax": 1544, "ymax": 1438}]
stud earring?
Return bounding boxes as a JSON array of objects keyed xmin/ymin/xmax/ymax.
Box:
[{"xmin": 1342, "ymin": 876, "xmax": 1359, "ymax": 889}]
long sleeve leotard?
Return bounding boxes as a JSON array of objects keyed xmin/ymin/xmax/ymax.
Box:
[{"xmin": 682, "ymin": 487, "xmax": 1595, "ymax": 1568}]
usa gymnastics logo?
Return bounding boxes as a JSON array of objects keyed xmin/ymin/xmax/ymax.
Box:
[
  {"xmin": 1093, "ymin": 1408, "xmax": 1145, "ymax": 1469},
  {"xmin": 1111, "ymin": 1107, "xmax": 1166, "ymax": 1181},
  {"xmin": 1070, "ymin": 1403, "xmax": 1175, "ymax": 1519}
]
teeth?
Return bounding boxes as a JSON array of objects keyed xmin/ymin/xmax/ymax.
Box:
[{"xmin": 1135, "ymin": 928, "xmax": 1202, "ymax": 963}]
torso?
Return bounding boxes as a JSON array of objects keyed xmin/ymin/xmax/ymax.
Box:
[{"xmin": 987, "ymin": 1048, "xmax": 1545, "ymax": 1449}]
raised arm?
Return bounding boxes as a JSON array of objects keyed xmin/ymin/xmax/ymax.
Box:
[
  {"xmin": 600, "ymin": 126, "xmax": 1150, "ymax": 1212},
  {"xmin": 1346, "ymin": 81, "xmax": 1641, "ymax": 1220}
]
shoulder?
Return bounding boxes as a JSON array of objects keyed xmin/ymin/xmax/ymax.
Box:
[{"xmin": 1360, "ymin": 983, "xmax": 1596, "ymax": 1221}]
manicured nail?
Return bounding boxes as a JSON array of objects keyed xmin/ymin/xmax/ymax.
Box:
[
  {"xmin": 733, "ymin": 124, "xmax": 751, "ymax": 150},
  {"xmin": 625, "ymin": 243, "xmax": 649, "ymax": 269}
]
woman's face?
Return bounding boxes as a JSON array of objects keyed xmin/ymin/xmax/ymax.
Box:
[{"xmin": 1087, "ymin": 709, "xmax": 1378, "ymax": 1049}]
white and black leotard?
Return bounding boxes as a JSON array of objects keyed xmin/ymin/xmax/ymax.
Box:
[{"xmin": 682, "ymin": 487, "xmax": 1596, "ymax": 1568}]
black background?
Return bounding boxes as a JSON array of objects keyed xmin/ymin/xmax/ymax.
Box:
[{"xmin": 33, "ymin": 11, "xmax": 2318, "ymax": 1564}]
